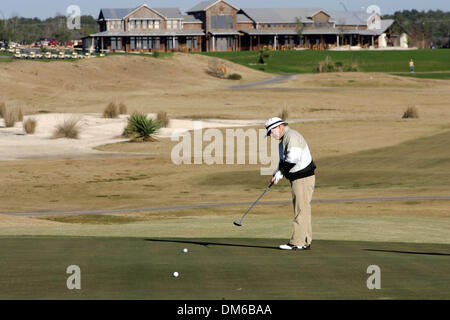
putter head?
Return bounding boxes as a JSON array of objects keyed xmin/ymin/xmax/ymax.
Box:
[{"xmin": 233, "ymin": 221, "xmax": 242, "ymax": 227}]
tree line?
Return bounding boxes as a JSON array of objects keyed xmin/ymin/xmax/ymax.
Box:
[
  {"xmin": 383, "ymin": 10, "xmax": 450, "ymax": 48},
  {"xmin": 0, "ymin": 15, "xmax": 98, "ymax": 44}
]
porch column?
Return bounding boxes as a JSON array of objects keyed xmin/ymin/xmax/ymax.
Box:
[
  {"xmin": 274, "ymin": 35, "xmax": 277, "ymax": 50},
  {"xmin": 212, "ymin": 36, "xmax": 215, "ymax": 51},
  {"xmin": 337, "ymin": 35, "xmax": 340, "ymax": 48},
  {"xmin": 371, "ymin": 36, "xmax": 374, "ymax": 47}
]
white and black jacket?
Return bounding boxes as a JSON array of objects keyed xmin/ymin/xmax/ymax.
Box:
[{"xmin": 274, "ymin": 126, "xmax": 316, "ymax": 182}]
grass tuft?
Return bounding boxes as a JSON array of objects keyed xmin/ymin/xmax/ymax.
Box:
[
  {"xmin": 118, "ymin": 102, "xmax": 128, "ymax": 115},
  {"xmin": 402, "ymin": 106, "xmax": 419, "ymax": 119},
  {"xmin": 156, "ymin": 111, "xmax": 170, "ymax": 127},
  {"xmin": 52, "ymin": 117, "xmax": 80, "ymax": 139},
  {"xmin": 23, "ymin": 118, "xmax": 37, "ymax": 134},
  {"xmin": 103, "ymin": 102, "xmax": 119, "ymax": 118}
]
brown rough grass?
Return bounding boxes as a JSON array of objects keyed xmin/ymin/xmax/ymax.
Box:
[
  {"xmin": 23, "ymin": 117, "xmax": 37, "ymax": 134},
  {"xmin": 52, "ymin": 117, "xmax": 80, "ymax": 139},
  {"xmin": 103, "ymin": 102, "xmax": 119, "ymax": 118}
]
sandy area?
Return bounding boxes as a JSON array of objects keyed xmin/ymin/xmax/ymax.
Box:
[{"xmin": 0, "ymin": 113, "xmax": 265, "ymax": 160}]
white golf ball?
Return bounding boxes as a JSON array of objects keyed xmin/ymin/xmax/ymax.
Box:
[
  {"xmin": 183, "ymin": 248, "xmax": 188, "ymax": 253},
  {"xmin": 173, "ymin": 272, "xmax": 179, "ymax": 277}
]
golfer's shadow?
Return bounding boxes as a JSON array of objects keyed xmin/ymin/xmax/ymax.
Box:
[
  {"xmin": 144, "ymin": 238, "xmax": 279, "ymax": 250},
  {"xmin": 364, "ymin": 249, "xmax": 450, "ymax": 256}
]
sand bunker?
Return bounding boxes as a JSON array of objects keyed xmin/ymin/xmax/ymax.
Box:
[{"xmin": 0, "ymin": 113, "xmax": 263, "ymax": 160}]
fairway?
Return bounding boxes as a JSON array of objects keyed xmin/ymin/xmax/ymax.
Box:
[
  {"xmin": 199, "ymin": 50, "xmax": 450, "ymax": 74},
  {"xmin": 0, "ymin": 237, "xmax": 448, "ymax": 300}
]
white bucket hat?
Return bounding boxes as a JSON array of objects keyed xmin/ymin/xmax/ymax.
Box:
[{"xmin": 265, "ymin": 117, "xmax": 287, "ymax": 136}]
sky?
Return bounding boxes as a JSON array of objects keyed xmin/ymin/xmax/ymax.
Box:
[{"xmin": 0, "ymin": 0, "xmax": 449, "ymax": 19}]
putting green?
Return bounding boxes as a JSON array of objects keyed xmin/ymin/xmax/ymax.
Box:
[{"xmin": 0, "ymin": 237, "xmax": 448, "ymax": 299}]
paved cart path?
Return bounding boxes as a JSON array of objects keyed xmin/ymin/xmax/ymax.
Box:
[{"xmin": 1, "ymin": 195, "xmax": 449, "ymax": 217}]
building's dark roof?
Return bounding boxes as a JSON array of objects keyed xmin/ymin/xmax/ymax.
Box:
[{"xmin": 100, "ymin": 8, "xmax": 134, "ymax": 20}]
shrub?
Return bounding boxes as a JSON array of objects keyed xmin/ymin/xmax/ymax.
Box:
[
  {"xmin": 118, "ymin": 102, "xmax": 128, "ymax": 115},
  {"xmin": 152, "ymin": 50, "xmax": 160, "ymax": 58},
  {"xmin": 207, "ymin": 59, "xmax": 227, "ymax": 78},
  {"xmin": 52, "ymin": 117, "xmax": 80, "ymax": 139},
  {"xmin": 23, "ymin": 118, "xmax": 37, "ymax": 134},
  {"xmin": 227, "ymin": 73, "xmax": 242, "ymax": 80},
  {"xmin": 3, "ymin": 108, "xmax": 17, "ymax": 128},
  {"xmin": 0, "ymin": 102, "xmax": 6, "ymax": 118},
  {"xmin": 103, "ymin": 102, "xmax": 119, "ymax": 118},
  {"xmin": 258, "ymin": 48, "xmax": 270, "ymax": 64},
  {"xmin": 157, "ymin": 111, "xmax": 170, "ymax": 127},
  {"xmin": 346, "ymin": 62, "xmax": 359, "ymax": 72},
  {"xmin": 2, "ymin": 106, "xmax": 23, "ymax": 127},
  {"xmin": 124, "ymin": 112, "xmax": 162, "ymax": 142},
  {"xmin": 402, "ymin": 106, "xmax": 419, "ymax": 119}
]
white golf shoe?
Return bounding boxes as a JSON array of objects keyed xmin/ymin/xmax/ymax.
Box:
[{"xmin": 279, "ymin": 243, "xmax": 311, "ymax": 250}]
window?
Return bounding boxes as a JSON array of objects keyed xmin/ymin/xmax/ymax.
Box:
[
  {"xmin": 155, "ymin": 20, "xmax": 160, "ymax": 29},
  {"xmin": 143, "ymin": 20, "xmax": 147, "ymax": 29},
  {"xmin": 130, "ymin": 37, "xmax": 136, "ymax": 49},
  {"xmin": 136, "ymin": 20, "xmax": 141, "ymax": 29},
  {"xmin": 136, "ymin": 37, "xmax": 142, "ymax": 49},
  {"xmin": 143, "ymin": 37, "xmax": 148, "ymax": 49},
  {"xmin": 211, "ymin": 15, "xmax": 233, "ymax": 29},
  {"xmin": 148, "ymin": 20, "xmax": 154, "ymax": 29},
  {"xmin": 167, "ymin": 20, "xmax": 172, "ymax": 29}
]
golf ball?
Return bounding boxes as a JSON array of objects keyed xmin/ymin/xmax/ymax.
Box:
[
  {"xmin": 173, "ymin": 272, "xmax": 179, "ymax": 277},
  {"xmin": 183, "ymin": 248, "xmax": 188, "ymax": 253}
]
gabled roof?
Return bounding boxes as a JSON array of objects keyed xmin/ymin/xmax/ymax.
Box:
[
  {"xmin": 241, "ymin": 8, "xmax": 323, "ymax": 24},
  {"xmin": 187, "ymin": 0, "xmax": 239, "ymax": 13},
  {"xmin": 236, "ymin": 13, "xmax": 253, "ymax": 23},
  {"xmin": 241, "ymin": 8, "xmax": 382, "ymax": 26},
  {"xmin": 123, "ymin": 4, "xmax": 167, "ymax": 20},
  {"xmin": 99, "ymin": 8, "xmax": 135, "ymax": 20},
  {"xmin": 99, "ymin": 6, "xmax": 184, "ymax": 20},
  {"xmin": 326, "ymin": 11, "xmax": 371, "ymax": 26},
  {"xmin": 157, "ymin": 8, "xmax": 184, "ymax": 19}
]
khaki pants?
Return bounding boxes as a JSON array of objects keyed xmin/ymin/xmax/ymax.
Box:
[{"xmin": 290, "ymin": 175, "xmax": 315, "ymax": 246}]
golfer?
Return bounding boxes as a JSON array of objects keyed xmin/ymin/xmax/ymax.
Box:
[
  {"xmin": 265, "ymin": 117, "xmax": 316, "ymax": 250},
  {"xmin": 409, "ymin": 59, "xmax": 415, "ymax": 73}
]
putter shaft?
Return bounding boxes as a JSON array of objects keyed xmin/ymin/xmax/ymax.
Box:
[{"xmin": 234, "ymin": 182, "xmax": 273, "ymax": 226}]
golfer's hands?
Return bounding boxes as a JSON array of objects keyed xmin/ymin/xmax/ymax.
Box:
[{"xmin": 272, "ymin": 171, "xmax": 283, "ymax": 184}]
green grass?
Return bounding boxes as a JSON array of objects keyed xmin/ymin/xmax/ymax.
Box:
[
  {"xmin": 0, "ymin": 237, "xmax": 448, "ymax": 299},
  {"xmin": 197, "ymin": 49, "xmax": 450, "ymax": 74}
]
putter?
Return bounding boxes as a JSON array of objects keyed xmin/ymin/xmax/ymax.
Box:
[{"xmin": 233, "ymin": 181, "xmax": 274, "ymax": 227}]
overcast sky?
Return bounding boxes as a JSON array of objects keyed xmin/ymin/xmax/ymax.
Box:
[{"xmin": 0, "ymin": 0, "xmax": 449, "ymax": 19}]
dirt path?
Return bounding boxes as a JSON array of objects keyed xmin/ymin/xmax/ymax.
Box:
[{"xmin": 2, "ymin": 195, "xmax": 449, "ymax": 217}]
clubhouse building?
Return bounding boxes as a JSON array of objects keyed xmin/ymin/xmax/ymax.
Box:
[{"xmin": 84, "ymin": 0, "xmax": 406, "ymax": 53}]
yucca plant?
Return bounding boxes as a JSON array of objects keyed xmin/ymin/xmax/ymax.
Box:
[{"xmin": 124, "ymin": 112, "xmax": 162, "ymax": 142}]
